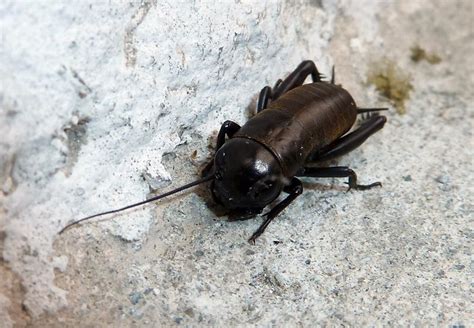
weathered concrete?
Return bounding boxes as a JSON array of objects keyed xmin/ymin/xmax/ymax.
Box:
[{"xmin": 1, "ymin": 0, "xmax": 472, "ymax": 326}]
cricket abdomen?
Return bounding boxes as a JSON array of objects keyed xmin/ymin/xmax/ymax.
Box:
[{"xmin": 234, "ymin": 82, "xmax": 357, "ymax": 176}]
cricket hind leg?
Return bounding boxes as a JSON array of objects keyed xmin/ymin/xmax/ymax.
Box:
[
  {"xmin": 307, "ymin": 114, "xmax": 387, "ymax": 163},
  {"xmin": 256, "ymin": 60, "xmax": 324, "ymax": 113},
  {"xmin": 273, "ymin": 60, "xmax": 324, "ymax": 98},
  {"xmin": 296, "ymin": 167, "xmax": 381, "ymax": 191},
  {"xmin": 256, "ymin": 86, "xmax": 273, "ymax": 113}
]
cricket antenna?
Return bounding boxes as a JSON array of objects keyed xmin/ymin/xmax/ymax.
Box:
[
  {"xmin": 357, "ymin": 107, "xmax": 389, "ymax": 114},
  {"xmin": 59, "ymin": 174, "xmax": 214, "ymax": 235}
]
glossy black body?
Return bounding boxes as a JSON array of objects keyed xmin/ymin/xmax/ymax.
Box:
[
  {"xmin": 209, "ymin": 60, "xmax": 386, "ymax": 244},
  {"xmin": 211, "ymin": 82, "xmax": 359, "ymax": 214},
  {"xmin": 236, "ymin": 82, "xmax": 357, "ymax": 176}
]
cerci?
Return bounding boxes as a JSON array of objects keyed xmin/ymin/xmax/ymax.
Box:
[{"xmin": 60, "ymin": 60, "xmax": 387, "ymax": 244}]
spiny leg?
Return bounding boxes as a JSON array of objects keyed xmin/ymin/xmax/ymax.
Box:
[
  {"xmin": 358, "ymin": 107, "xmax": 388, "ymax": 122},
  {"xmin": 202, "ymin": 120, "xmax": 241, "ymax": 177},
  {"xmin": 256, "ymin": 79, "xmax": 283, "ymax": 113},
  {"xmin": 272, "ymin": 60, "xmax": 324, "ymax": 99},
  {"xmin": 256, "ymin": 60, "xmax": 324, "ymax": 113},
  {"xmin": 273, "ymin": 78, "xmax": 283, "ymax": 90},
  {"xmin": 296, "ymin": 167, "xmax": 381, "ymax": 191},
  {"xmin": 256, "ymin": 86, "xmax": 273, "ymax": 113},
  {"xmin": 308, "ymin": 115, "xmax": 387, "ymax": 163},
  {"xmin": 248, "ymin": 177, "xmax": 303, "ymax": 244}
]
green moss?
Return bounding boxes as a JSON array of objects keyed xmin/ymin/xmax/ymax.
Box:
[
  {"xmin": 410, "ymin": 45, "xmax": 442, "ymax": 64},
  {"xmin": 367, "ymin": 60, "xmax": 413, "ymax": 115}
]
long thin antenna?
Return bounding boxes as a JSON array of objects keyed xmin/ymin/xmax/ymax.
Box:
[
  {"xmin": 59, "ymin": 175, "xmax": 214, "ymax": 234},
  {"xmin": 357, "ymin": 107, "xmax": 389, "ymax": 114}
]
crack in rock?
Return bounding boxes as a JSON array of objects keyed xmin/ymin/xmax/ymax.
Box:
[{"xmin": 124, "ymin": 0, "xmax": 156, "ymax": 67}]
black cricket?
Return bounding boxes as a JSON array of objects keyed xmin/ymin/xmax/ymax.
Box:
[{"xmin": 59, "ymin": 60, "xmax": 387, "ymax": 243}]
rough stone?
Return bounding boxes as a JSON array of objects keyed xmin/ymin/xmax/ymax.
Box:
[{"xmin": 1, "ymin": 0, "xmax": 472, "ymax": 326}]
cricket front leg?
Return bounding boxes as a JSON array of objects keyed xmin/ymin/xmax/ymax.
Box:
[{"xmin": 248, "ymin": 178, "xmax": 303, "ymax": 244}]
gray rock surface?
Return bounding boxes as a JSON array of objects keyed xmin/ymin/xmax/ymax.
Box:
[{"xmin": 1, "ymin": 0, "xmax": 472, "ymax": 326}]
